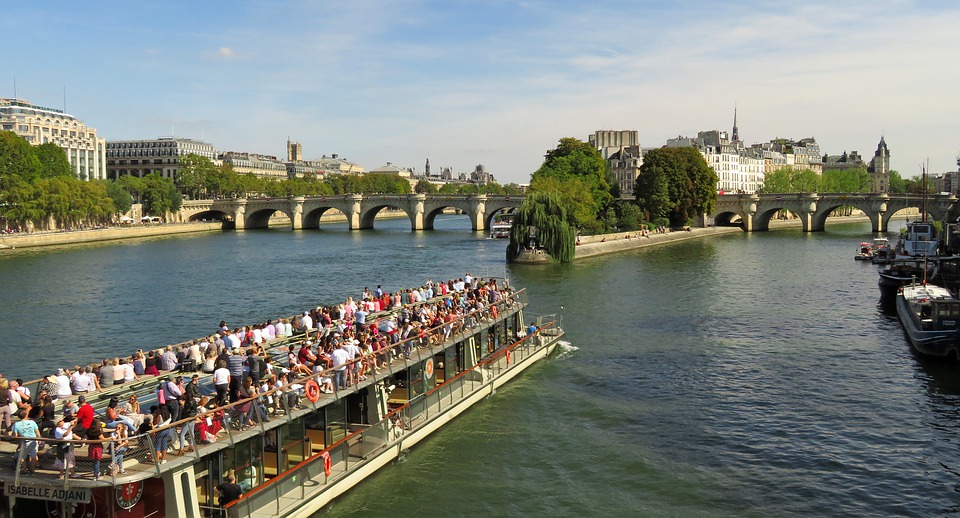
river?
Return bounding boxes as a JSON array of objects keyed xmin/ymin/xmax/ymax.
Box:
[{"xmin": 0, "ymin": 215, "xmax": 957, "ymax": 516}]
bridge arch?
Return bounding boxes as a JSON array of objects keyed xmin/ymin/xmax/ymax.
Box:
[
  {"xmin": 302, "ymin": 206, "xmax": 351, "ymax": 230},
  {"xmin": 713, "ymin": 211, "xmax": 743, "ymax": 228},
  {"xmin": 423, "ymin": 205, "xmax": 469, "ymax": 230},
  {"xmin": 187, "ymin": 209, "xmax": 231, "ymax": 223},
  {"xmin": 244, "ymin": 207, "xmax": 293, "ymax": 230},
  {"xmin": 359, "ymin": 204, "xmax": 410, "ymax": 230},
  {"xmin": 482, "ymin": 207, "xmax": 515, "ymax": 231}
]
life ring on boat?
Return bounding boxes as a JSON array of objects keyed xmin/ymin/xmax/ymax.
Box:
[
  {"xmin": 506, "ymin": 349, "xmax": 511, "ymax": 364},
  {"xmin": 305, "ymin": 379, "xmax": 321, "ymax": 402},
  {"xmin": 491, "ymin": 305, "xmax": 498, "ymax": 318},
  {"xmin": 321, "ymin": 450, "xmax": 332, "ymax": 476}
]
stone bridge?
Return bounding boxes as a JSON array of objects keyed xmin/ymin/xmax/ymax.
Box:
[
  {"xmin": 177, "ymin": 194, "xmax": 522, "ymax": 231},
  {"xmin": 711, "ymin": 193, "xmax": 959, "ymax": 232}
]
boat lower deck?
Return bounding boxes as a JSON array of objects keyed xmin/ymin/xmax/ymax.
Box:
[{"xmin": 233, "ymin": 327, "xmax": 563, "ymax": 518}]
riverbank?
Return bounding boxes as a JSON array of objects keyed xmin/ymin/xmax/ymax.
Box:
[
  {"xmin": 575, "ymin": 226, "xmax": 742, "ymax": 258},
  {"xmin": 0, "ymin": 210, "xmax": 412, "ymax": 251},
  {"xmin": 0, "ymin": 222, "xmax": 223, "ymax": 250}
]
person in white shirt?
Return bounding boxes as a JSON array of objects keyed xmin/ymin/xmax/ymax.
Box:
[
  {"xmin": 301, "ymin": 312, "xmax": 313, "ymax": 332},
  {"xmin": 55, "ymin": 369, "xmax": 72, "ymax": 399},
  {"xmin": 274, "ymin": 321, "xmax": 285, "ymax": 338},
  {"xmin": 72, "ymin": 367, "xmax": 94, "ymax": 393},
  {"xmin": 330, "ymin": 343, "xmax": 350, "ymax": 390},
  {"xmin": 121, "ymin": 360, "xmax": 138, "ymax": 383}
]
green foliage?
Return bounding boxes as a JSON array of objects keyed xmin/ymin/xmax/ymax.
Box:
[
  {"xmin": 617, "ymin": 202, "xmax": 644, "ymax": 231},
  {"xmin": 531, "ymin": 138, "xmax": 612, "ymax": 224},
  {"xmin": 176, "ymin": 153, "xmax": 219, "ymax": 199},
  {"xmin": 0, "ymin": 131, "xmax": 43, "ymax": 183},
  {"xmin": 903, "ymin": 175, "xmax": 929, "ymax": 194},
  {"xmin": 502, "ymin": 183, "xmax": 524, "ymax": 195},
  {"xmin": 889, "ymin": 170, "xmax": 906, "ymax": 194},
  {"xmin": 102, "ymin": 180, "xmax": 132, "ymax": 216},
  {"xmin": 140, "ymin": 173, "xmax": 181, "ymax": 219},
  {"xmin": 415, "ymin": 179, "xmax": 438, "ymax": 194},
  {"xmin": 34, "ymin": 142, "xmax": 72, "ymax": 179},
  {"xmin": 507, "ymin": 191, "xmax": 576, "ymax": 263},
  {"xmin": 757, "ymin": 168, "xmax": 822, "ymax": 193},
  {"xmin": 634, "ymin": 147, "xmax": 718, "ymax": 228},
  {"xmin": 821, "ymin": 168, "xmax": 870, "ymax": 192},
  {"xmin": 324, "ymin": 174, "xmax": 410, "ymax": 195}
]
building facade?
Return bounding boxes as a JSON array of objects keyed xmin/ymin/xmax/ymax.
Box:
[
  {"xmin": 0, "ymin": 98, "xmax": 106, "ymax": 180},
  {"xmin": 589, "ymin": 130, "xmax": 643, "ymax": 197},
  {"xmin": 665, "ymin": 129, "xmax": 765, "ymax": 194},
  {"xmin": 105, "ymin": 137, "xmax": 218, "ymax": 180},
  {"xmin": 219, "ymin": 151, "xmax": 288, "ymax": 180}
]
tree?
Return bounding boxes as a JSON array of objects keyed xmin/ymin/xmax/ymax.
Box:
[
  {"xmin": 507, "ymin": 191, "xmax": 576, "ymax": 263},
  {"xmin": 34, "ymin": 142, "xmax": 72, "ymax": 179},
  {"xmin": 103, "ymin": 180, "xmax": 132, "ymax": 217},
  {"xmin": 889, "ymin": 170, "xmax": 906, "ymax": 194},
  {"xmin": 617, "ymin": 202, "xmax": 644, "ymax": 231},
  {"xmin": 140, "ymin": 173, "xmax": 182, "ymax": 219},
  {"xmin": 176, "ymin": 154, "xmax": 218, "ymax": 199},
  {"xmin": 0, "ymin": 131, "xmax": 42, "ymax": 183},
  {"xmin": 415, "ymin": 179, "xmax": 438, "ymax": 194},
  {"xmin": 531, "ymin": 137, "xmax": 612, "ymax": 223},
  {"xmin": 502, "ymin": 183, "xmax": 524, "ymax": 195},
  {"xmin": 634, "ymin": 147, "xmax": 718, "ymax": 228}
]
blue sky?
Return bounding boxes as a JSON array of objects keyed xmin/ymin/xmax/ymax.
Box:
[{"xmin": 3, "ymin": 0, "xmax": 959, "ymax": 184}]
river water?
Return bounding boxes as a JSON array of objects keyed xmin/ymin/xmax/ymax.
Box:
[{"xmin": 1, "ymin": 216, "xmax": 957, "ymax": 517}]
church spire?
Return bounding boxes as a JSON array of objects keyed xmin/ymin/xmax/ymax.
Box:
[{"xmin": 731, "ymin": 103, "xmax": 739, "ymax": 143}]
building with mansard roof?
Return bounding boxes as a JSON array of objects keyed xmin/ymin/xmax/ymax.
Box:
[{"xmin": 105, "ymin": 137, "xmax": 218, "ymax": 181}]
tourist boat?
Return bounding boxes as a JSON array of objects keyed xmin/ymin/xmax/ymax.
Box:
[
  {"xmin": 871, "ymin": 237, "xmax": 896, "ymax": 264},
  {"xmin": 0, "ymin": 279, "xmax": 564, "ymax": 517},
  {"xmin": 854, "ymin": 241, "xmax": 874, "ymax": 261},
  {"xmin": 896, "ymin": 281, "xmax": 960, "ymax": 358},
  {"xmin": 488, "ymin": 213, "xmax": 514, "ymax": 239}
]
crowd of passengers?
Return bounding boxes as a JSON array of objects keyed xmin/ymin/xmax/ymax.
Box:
[{"xmin": 0, "ymin": 274, "xmax": 519, "ymax": 477}]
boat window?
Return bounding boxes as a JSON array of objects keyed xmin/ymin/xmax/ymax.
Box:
[
  {"xmin": 408, "ymin": 362, "xmax": 424, "ymax": 399},
  {"xmin": 445, "ymin": 346, "xmax": 459, "ymax": 382}
]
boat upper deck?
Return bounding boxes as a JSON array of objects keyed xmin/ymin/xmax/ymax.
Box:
[{"xmin": 0, "ymin": 277, "xmax": 538, "ymax": 490}]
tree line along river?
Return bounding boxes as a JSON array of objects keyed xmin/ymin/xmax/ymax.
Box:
[{"xmin": 0, "ymin": 215, "xmax": 957, "ymax": 516}]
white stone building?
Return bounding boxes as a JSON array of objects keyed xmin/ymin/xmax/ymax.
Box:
[
  {"xmin": 0, "ymin": 97, "xmax": 106, "ymax": 180},
  {"xmin": 105, "ymin": 137, "xmax": 218, "ymax": 181}
]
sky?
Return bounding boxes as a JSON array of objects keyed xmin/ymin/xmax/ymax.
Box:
[{"xmin": 3, "ymin": 0, "xmax": 960, "ymax": 184}]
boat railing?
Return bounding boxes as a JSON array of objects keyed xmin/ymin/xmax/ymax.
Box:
[{"xmin": 226, "ymin": 317, "xmax": 563, "ymax": 517}]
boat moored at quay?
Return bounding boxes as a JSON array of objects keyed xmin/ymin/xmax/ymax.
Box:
[
  {"xmin": 0, "ymin": 278, "xmax": 564, "ymax": 517},
  {"xmin": 896, "ymin": 281, "xmax": 960, "ymax": 359}
]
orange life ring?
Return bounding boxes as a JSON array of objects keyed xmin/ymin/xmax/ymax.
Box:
[
  {"xmin": 321, "ymin": 450, "xmax": 332, "ymax": 476},
  {"xmin": 305, "ymin": 379, "xmax": 321, "ymax": 402},
  {"xmin": 506, "ymin": 349, "xmax": 511, "ymax": 364},
  {"xmin": 491, "ymin": 305, "xmax": 499, "ymax": 318}
]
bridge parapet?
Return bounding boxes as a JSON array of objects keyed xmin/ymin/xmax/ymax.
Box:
[{"xmin": 177, "ymin": 194, "xmax": 523, "ymax": 232}]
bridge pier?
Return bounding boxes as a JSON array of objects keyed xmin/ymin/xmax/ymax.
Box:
[
  {"xmin": 409, "ymin": 194, "xmax": 426, "ymax": 231},
  {"xmin": 468, "ymin": 194, "xmax": 487, "ymax": 231},
  {"xmin": 291, "ymin": 196, "xmax": 305, "ymax": 230},
  {"xmin": 233, "ymin": 200, "xmax": 246, "ymax": 230},
  {"xmin": 347, "ymin": 194, "xmax": 363, "ymax": 230}
]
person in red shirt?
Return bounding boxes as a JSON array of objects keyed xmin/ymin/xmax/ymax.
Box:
[{"xmin": 75, "ymin": 395, "xmax": 95, "ymax": 434}]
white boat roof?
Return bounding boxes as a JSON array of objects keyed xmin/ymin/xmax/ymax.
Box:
[{"xmin": 902, "ymin": 283, "xmax": 956, "ymax": 301}]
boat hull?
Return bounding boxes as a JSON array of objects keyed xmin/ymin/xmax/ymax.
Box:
[{"xmin": 896, "ymin": 290, "xmax": 960, "ymax": 358}]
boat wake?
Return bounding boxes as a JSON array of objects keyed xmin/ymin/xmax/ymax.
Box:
[{"xmin": 554, "ymin": 340, "xmax": 578, "ymax": 358}]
